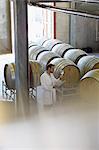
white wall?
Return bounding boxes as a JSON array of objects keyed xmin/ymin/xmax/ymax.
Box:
[
  {"xmin": 56, "ymin": 3, "xmax": 70, "ymax": 43},
  {"xmin": 70, "ymin": 15, "xmax": 99, "ymax": 52},
  {"xmin": 70, "ymin": 3, "xmax": 99, "ymax": 52}
]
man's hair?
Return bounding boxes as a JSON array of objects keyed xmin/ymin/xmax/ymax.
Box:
[{"xmin": 46, "ymin": 64, "xmax": 55, "ymax": 70}]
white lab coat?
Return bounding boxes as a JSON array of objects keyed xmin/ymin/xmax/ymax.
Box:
[{"xmin": 37, "ymin": 71, "xmax": 62, "ymax": 105}]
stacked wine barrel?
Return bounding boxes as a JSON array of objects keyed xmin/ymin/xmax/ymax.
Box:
[
  {"xmin": 40, "ymin": 39, "xmax": 88, "ymax": 65},
  {"xmin": 50, "ymin": 58, "xmax": 80, "ymax": 87},
  {"xmin": 36, "ymin": 38, "xmax": 99, "ymax": 98},
  {"xmin": 29, "ymin": 45, "xmax": 49, "ymax": 60},
  {"xmin": 4, "ymin": 60, "xmax": 42, "ymax": 90},
  {"xmin": 80, "ymin": 69, "xmax": 99, "ymax": 99},
  {"xmin": 78, "ymin": 56, "xmax": 99, "ymax": 99},
  {"xmin": 52, "ymin": 43, "xmax": 73, "ymax": 57},
  {"xmin": 29, "ymin": 41, "xmax": 80, "ymax": 88},
  {"xmin": 42, "ymin": 39, "xmax": 62, "ymax": 50},
  {"xmin": 37, "ymin": 51, "xmax": 61, "ymax": 72},
  {"xmin": 63, "ymin": 49, "xmax": 88, "ymax": 64},
  {"xmin": 4, "ymin": 38, "xmax": 99, "ymax": 98},
  {"xmin": 4, "ymin": 63, "xmax": 15, "ymax": 90},
  {"xmin": 77, "ymin": 56, "xmax": 99, "ymax": 77}
]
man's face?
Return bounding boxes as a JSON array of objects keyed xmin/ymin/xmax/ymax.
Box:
[{"xmin": 50, "ymin": 66, "xmax": 54, "ymax": 73}]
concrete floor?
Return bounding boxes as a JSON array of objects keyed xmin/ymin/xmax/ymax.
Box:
[
  {"xmin": 0, "ymin": 53, "xmax": 99, "ymax": 150},
  {"xmin": 0, "ymin": 95, "xmax": 98, "ymax": 150}
]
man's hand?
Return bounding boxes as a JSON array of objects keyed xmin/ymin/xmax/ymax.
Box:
[
  {"xmin": 59, "ymin": 74, "xmax": 63, "ymax": 80},
  {"xmin": 59, "ymin": 71, "xmax": 64, "ymax": 80}
]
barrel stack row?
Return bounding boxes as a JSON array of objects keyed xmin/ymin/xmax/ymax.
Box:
[
  {"xmin": 35, "ymin": 38, "xmax": 99, "ymax": 99},
  {"xmin": 4, "ymin": 61, "xmax": 42, "ymax": 90},
  {"xmin": 4, "ymin": 38, "xmax": 99, "ymax": 99},
  {"xmin": 29, "ymin": 41, "xmax": 80, "ymax": 88},
  {"xmin": 4, "ymin": 39, "xmax": 81, "ymax": 90}
]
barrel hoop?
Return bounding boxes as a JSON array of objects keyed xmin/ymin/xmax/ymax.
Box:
[
  {"xmin": 52, "ymin": 44, "xmax": 64, "ymax": 55},
  {"xmin": 4, "ymin": 64, "xmax": 8, "ymax": 86},
  {"xmin": 81, "ymin": 76, "xmax": 99, "ymax": 83},
  {"xmin": 85, "ymin": 57, "xmax": 99, "ymax": 74},
  {"xmin": 47, "ymin": 56, "xmax": 60, "ymax": 65},
  {"xmin": 88, "ymin": 58, "xmax": 99, "ymax": 70},
  {"xmin": 29, "ymin": 44, "xmax": 37, "ymax": 48},
  {"xmin": 29, "ymin": 46, "xmax": 39, "ymax": 57},
  {"xmin": 56, "ymin": 44, "xmax": 67, "ymax": 55},
  {"xmin": 62, "ymin": 48, "xmax": 75, "ymax": 57},
  {"xmin": 54, "ymin": 60, "xmax": 66, "ymax": 72},
  {"xmin": 51, "ymin": 42, "xmax": 62, "ymax": 50},
  {"xmin": 75, "ymin": 54, "xmax": 87, "ymax": 64},
  {"xmin": 29, "ymin": 46, "xmax": 42, "ymax": 52},
  {"xmin": 41, "ymin": 39, "xmax": 50, "ymax": 46},
  {"xmin": 56, "ymin": 64, "xmax": 79, "ymax": 73},
  {"xmin": 36, "ymin": 50, "xmax": 49, "ymax": 60}
]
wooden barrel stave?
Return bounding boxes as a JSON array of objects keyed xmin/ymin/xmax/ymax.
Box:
[
  {"xmin": 37, "ymin": 51, "xmax": 61, "ymax": 72},
  {"xmin": 4, "ymin": 63, "xmax": 15, "ymax": 90},
  {"xmin": 4, "ymin": 61, "xmax": 42, "ymax": 90},
  {"xmin": 80, "ymin": 69, "xmax": 99, "ymax": 99},
  {"xmin": 29, "ymin": 45, "xmax": 49, "ymax": 60},
  {"xmin": 43, "ymin": 39, "xmax": 62, "ymax": 50},
  {"xmin": 52, "ymin": 43, "xmax": 73, "ymax": 57},
  {"xmin": 50, "ymin": 58, "xmax": 80, "ymax": 87},
  {"xmin": 77, "ymin": 56, "xmax": 99, "ymax": 77},
  {"xmin": 64, "ymin": 49, "xmax": 88, "ymax": 64}
]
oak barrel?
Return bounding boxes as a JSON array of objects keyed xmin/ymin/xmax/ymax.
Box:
[
  {"xmin": 43, "ymin": 39, "xmax": 62, "ymax": 50},
  {"xmin": 4, "ymin": 61, "xmax": 42, "ymax": 90},
  {"xmin": 77, "ymin": 56, "xmax": 99, "ymax": 77},
  {"xmin": 64, "ymin": 49, "xmax": 88, "ymax": 64},
  {"xmin": 29, "ymin": 45, "xmax": 49, "ymax": 60},
  {"xmin": 80, "ymin": 69, "xmax": 99, "ymax": 99},
  {"xmin": 52, "ymin": 43, "xmax": 73, "ymax": 57},
  {"xmin": 4, "ymin": 63, "xmax": 15, "ymax": 90},
  {"xmin": 37, "ymin": 51, "xmax": 61, "ymax": 72},
  {"xmin": 50, "ymin": 58, "xmax": 80, "ymax": 87}
]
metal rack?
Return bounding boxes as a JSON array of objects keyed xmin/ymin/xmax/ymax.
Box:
[
  {"xmin": 29, "ymin": 87, "xmax": 37, "ymax": 100},
  {"xmin": 2, "ymin": 81, "xmax": 16, "ymax": 101},
  {"xmin": 2, "ymin": 81, "xmax": 37, "ymax": 101},
  {"xmin": 56, "ymin": 85, "xmax": 79, "ymax": 100},
  {"xmin": 28, "ymin": 0, "xmax": 99, "ymax": 19},
  {"xmin": 28, "ymin": 0, "xmax": 99, "ymax": 4}
]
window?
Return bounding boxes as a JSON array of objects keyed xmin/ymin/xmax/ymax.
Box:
[
  {"xmin": 28, "ymin": 4, "xmax": 54, "ymax": 43},
  {"xmin": 11, "ymin": 2, "xmax": 54, "ymax": 50}
]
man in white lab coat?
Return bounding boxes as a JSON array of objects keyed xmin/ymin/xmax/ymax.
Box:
[{"xmin": 37, "ymin": 64, "xmax": 63, "ymax": 105}]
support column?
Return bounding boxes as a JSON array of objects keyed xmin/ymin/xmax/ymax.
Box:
[{"xmin": 14, "ymin": 0, "xmax": 29, "ymax": 115}]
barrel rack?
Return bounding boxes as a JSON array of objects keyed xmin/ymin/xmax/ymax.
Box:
[
  {"xmin": 13, "ymin": 0, "xmax": 99, "ymax": 109},
  {"xmin": 56, "ymin": 85, "xmax": 79, "ymax": 101},
  {"xmin": 2, "ymin": 81, "xmax": 16, "ymax": 101},
  {"xmin": 2, "ymin": 81, "xmax": 37, "ymax": 101}
]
